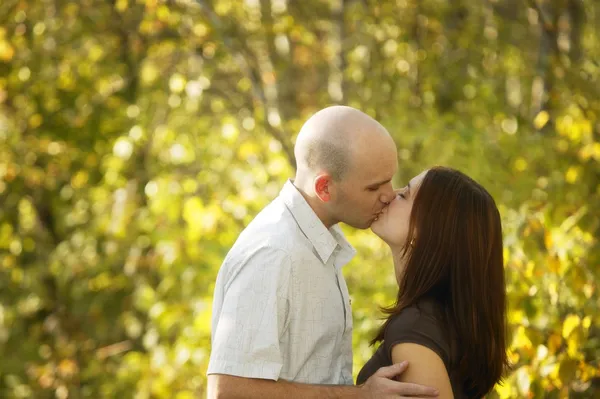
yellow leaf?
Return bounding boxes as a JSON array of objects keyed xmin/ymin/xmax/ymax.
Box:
[
  {"xmin": 221, "ymin": 123, "xmax": 238, "ymax": 142},
  {"xmin": 494, "ymin": 377, "xmax": 514, "ymax": 399},
  {"xmin": 169, "ymin": 73, "xmax": 186, "ymax": 94},
  {"xmin": 0, "ymin": 40, "xmax": 13, "ymax": 62},
  {"xmin": 28, "ymin": 114, "xmax": 43, "ymax": 129},
  {"xmin": 11, "ymin": 268, "xmax": 23, "ymax": 283},
  {"xmin": 141, "ymin": 63, "xmax": 159, "ymax": 84},
  {"xmin": 562, "ymin": 314, "xmax": 580, "ymax": 338},
  {"xmin": 194, "ymin": 301, "xmax": 212, "ymax": 335},
  {"xmin": 583, "ymin": 284, "xmax": 594, "ymax": 299},
  {"xmin": 534, "ymin": 111, "xmax": 550, "ymax": 129},
  {"xmin": 544, "ymin": 231, "xmax": 553, "ymax": 249},
  {"xmin": 71, "ymin": 170, "xmax": 89, "ymax": 189},
  {"xmin": 581, "ymin": 363, "xmax": 599, "ymax": 381},
  {"xmin": 525, "ymin": 261, "xmax": 535, "ymax": 278},
  {"xmin": 58, "ymin": 359, "xmax": 78, "ymax": 378},
  {"xmin": 548, "ymin": 256, "xmax": 560, "ymax": 273},
  {"xmin": 512, "ymin": 326, "xmax": 532, "ymax": 350},
  {"xmin": 0, "ymin": 223, "xmax": 13, "ymax": 248},
  {"xmin": 238, "ymin": 141, "xmax": 259, "ymax": 161},
  {"xmin": 593, "ymin": 143, "xmax": 600, "ymax": 161},
  {"xmin": 514, "ymin": 157, "xmax": 528, "ymax": 172},
  {"xmin": 567, "ymin": 330, "xmax": 581, "ymax": 358},
  {"xmin": 183, "ymin": 197, "xmax": 204, "ymax": 222},
  {"xmin": 2, "ymin": 255, "xmax": 15, "ymax": 269},
  {"xmin": 565, "ymin": 166, "xmax": 580, "ymax": 183},
  {"xmin": 508, "ymin": 309, "xmax": 524, "ymax": 324},
  {"xmin": 582, "ymin": 316, "xmax": 592, "ymax": 330},
  {"xmin": 193, "ymin": 24, "xmax": 208, "ymax": 37},
  {"xmin": 89, "ymin": 44, "xmax": 104, "ymax": 62},
  {"xmin": 115, "ymin": 0, "xmax": 128, "ymax": 12}
]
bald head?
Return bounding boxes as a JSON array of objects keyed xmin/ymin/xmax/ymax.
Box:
[{"xmin": 294, "ymin": 106, "xmax": 392, "ymax": 181}]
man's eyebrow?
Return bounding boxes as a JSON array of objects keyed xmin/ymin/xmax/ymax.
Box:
[{"xmin": 367, "ymin": 178, "xmax": 392, "ymax": 188}]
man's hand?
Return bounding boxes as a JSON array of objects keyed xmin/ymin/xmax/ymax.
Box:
[{"xmin": 360, "ymin": 362, "xmax": 440, "ymax": 399}]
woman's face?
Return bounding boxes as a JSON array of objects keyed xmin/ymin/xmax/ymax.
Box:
[{"xmin": 371, "ymin": 170, "xmax": 428, "ymax": 248}]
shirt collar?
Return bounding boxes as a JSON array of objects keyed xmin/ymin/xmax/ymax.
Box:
[{"xmin": 279, "ymin": 180, "xmax": 356, "ymax": 265}]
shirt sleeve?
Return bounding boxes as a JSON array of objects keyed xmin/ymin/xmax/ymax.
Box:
[
  {"xmin": 207, "ymin": 246, "xmax": 291, "ymax": 380},
  {"xmin": 383, "ymin": 305, "xmax": 451, "ymax": 371}
]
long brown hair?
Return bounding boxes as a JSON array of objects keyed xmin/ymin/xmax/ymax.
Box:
[{"xmin": 372, "ymin": 166, "xmax": 509, "ymax": 398}]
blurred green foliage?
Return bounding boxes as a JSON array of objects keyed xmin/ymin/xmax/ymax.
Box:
[{"xmin": 0, "ymin": 0, "xmax": 598, "ymax": 397}]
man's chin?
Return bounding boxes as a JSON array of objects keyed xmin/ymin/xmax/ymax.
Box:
[
  {"xmin": 344, "ymin": 219, "xmax": 373, "ymax": 230},
  {"xmin": 363, "ymin": 218, "xmax": 383, "ymax": 230}
]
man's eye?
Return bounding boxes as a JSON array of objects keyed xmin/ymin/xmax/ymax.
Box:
[{"xmin": 368, "ymin": 187, "xmax": 378, "ymax": 192}]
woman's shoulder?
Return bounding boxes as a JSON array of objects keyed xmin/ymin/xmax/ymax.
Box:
[
  {"xmin": 384, "ymin": 298, "xmax": 450, "ymax": 366},
  {"xmin": 388, "ymin": 298, "xmax": 443, "ymax": 330}
]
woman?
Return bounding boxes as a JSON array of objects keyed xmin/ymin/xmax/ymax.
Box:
[{"xmin": 357, "ymin": 166, "xmax": 509, "ymax": 398}]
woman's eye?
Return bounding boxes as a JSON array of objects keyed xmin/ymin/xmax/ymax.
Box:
[{"xmin": 398, "ymin": 193, "xmax": 406, "ymax": 199}]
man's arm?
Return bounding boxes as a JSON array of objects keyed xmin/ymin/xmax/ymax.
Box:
[
  {"xmin": 207, "ymin": 362, "xmax": 439, "ymax": 399},
  {"xmin": 207, "ymin": 374, "xmax": 362, "ymax": 399}
]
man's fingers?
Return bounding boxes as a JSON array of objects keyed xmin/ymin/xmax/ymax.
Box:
[
  {"xmin": 368, "ymin": 363, "xmax": 439, "ymax": 398},
  {"xmin": 373, "ymin": 361, "xmax": 408, "ymax": 379},
  {"xmin": 394, "ymin": 382, "xmax": 439, "ymax": 397}
]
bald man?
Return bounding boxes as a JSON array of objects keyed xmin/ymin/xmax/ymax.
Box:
[{"xmin": 207, "ymin": 106, "xmax": 438, "ymax": 398}]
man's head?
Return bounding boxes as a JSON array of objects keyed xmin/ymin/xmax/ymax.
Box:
[{"xmin": 294, "ymin": 106, "xmax": 398, "ymax": 229}]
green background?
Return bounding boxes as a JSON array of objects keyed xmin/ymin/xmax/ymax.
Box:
[{"xmin": 0, "ymin": 0, "xmax": 598, "ymax": 397}]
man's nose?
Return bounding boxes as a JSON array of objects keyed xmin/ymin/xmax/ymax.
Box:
[{"xmin": 379, "ymin": 185, "xmax": 396, "ymax": 204}]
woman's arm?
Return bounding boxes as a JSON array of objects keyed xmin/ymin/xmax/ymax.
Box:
[{"xmin": 391, "ymin": 343, "xmax": 454, "ymax": 399}]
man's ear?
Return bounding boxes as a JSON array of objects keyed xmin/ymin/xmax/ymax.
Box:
[{"xmin": 314, "ymin": 174, "xmax": 332, "ymax": 202}]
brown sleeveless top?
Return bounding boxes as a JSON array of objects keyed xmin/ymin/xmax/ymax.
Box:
[{"xmin": 357, "ymin": 299, "xmax": 471, "ymax": 398}]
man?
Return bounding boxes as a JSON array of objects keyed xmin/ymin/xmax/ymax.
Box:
[{"xmin": 207, "ymin": 106, "xmax": 438, "ymax": 398}]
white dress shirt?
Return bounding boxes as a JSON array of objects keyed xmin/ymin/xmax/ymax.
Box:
[{"xmin": 207, "ymin": 180, "xmax": 356, "ymax": 384}]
